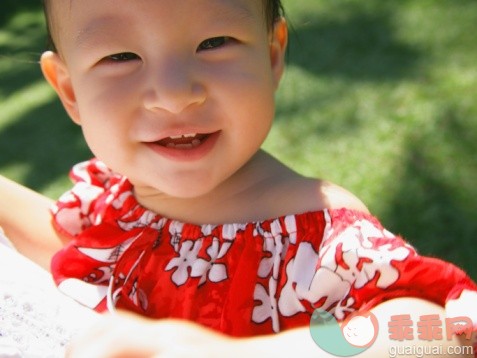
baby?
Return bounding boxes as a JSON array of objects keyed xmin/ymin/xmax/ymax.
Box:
[{"xmin": 0, "ymin": 0, "xmax": 475, "ymax": 356}]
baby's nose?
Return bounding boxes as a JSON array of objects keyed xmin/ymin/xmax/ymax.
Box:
[{"xmin": 143, "ymin": 59, "xmax": 206, "ymax": 114}]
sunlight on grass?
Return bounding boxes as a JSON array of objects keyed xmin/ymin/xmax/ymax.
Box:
[
  {"xmin": 0, "ymin": 81, "xmax": 55, "ymax": 128},
  {"xmin": 0, "ymin": 10, "xmax": 46, "ymax": 48},
  {"xmin": 40, "ymin": 176, "xmax": 79, "ymax": 200},
  {"xmin": 0, "ymin": 163, "xmax": 30, "ymax": 184}
]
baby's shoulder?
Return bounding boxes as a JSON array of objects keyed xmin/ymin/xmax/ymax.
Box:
[
  {"xmin": 264, "ymin": 173, "xmax": 369, "ymax": 217},
  {"xmin": 318, "ymin": 180, "xmax": 370, "ymax": 214},
  {"xmin": 242, "ymin": 153, "xmax": 369, "ymax": 220}
]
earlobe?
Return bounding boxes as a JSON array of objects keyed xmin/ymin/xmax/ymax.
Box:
[
  {"xmin": 269, "ymin": 17, "xmax": 288, "ymax": 89},
  {"xmin": 40, "ymin": 51, "xmax": 81, "ymax": 124}
]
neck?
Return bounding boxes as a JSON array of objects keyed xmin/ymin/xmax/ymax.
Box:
[{"xmin": 134, "ymin": 150, "xmax": 294, "ymax": 225}]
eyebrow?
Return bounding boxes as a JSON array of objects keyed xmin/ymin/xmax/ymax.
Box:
[
  {"xmin": 208, "ymin": 0, "xmax": 259, "ymax": 28},
  {"xmin": 74, "ymin": 15, "xmax": 127, "ymax": 48},
  {"xmin": 214, "ymin": 2, "xmax": 256, "ymax": 23}
]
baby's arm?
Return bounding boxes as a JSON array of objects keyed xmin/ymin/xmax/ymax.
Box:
[
  {"xmin": 351, "ymin": 297, "xmax": 473, "ymax": 357},
  {"xmin": 250, "ymin": 297, "xmax": 474, "ymax": 357},
  {"xmin": 66, "ymin": 297, "xmax": 474, "ymax": 358},
  {"xmin": 0, "ymin": 175, "xmax": 65, "ymax": 270}
]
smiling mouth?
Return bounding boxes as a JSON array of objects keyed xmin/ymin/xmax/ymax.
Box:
[{"xmin": 156, "ymin": 133, "xmax": 210, "ymax": 149}]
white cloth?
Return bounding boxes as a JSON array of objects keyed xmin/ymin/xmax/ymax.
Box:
[{"xmin": 0, "ymin": 232, "xmax": 99, "ymax": 358}]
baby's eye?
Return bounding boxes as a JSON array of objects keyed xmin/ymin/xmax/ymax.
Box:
[
  {"xmin": 197, "ymin": 37, "xmax": 230, "ymax": 51},
  {"xmin": 106, "ymin": 52, "xmax": 140, "ymax": 62}
]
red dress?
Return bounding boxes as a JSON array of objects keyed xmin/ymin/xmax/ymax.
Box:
[{"xmin": 51, "ymin": 159, "xmax": 477, "ymax": 337}]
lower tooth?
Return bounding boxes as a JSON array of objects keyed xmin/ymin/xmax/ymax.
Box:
[{"xmin": 165, "ymin": 140, "xmax": 201, "ymax": 149}]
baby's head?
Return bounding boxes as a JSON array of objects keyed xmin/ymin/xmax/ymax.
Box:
[{"xmin": 39, "ymin": 0, "xmax": 288, "ymax": 200}]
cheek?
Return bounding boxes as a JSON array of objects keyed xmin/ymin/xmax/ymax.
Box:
[
  {"xmin": 72, "ymin": 81, "xmax": 135, "ymax": 154},
  {"xmin": 205, "ymin": 46, "xmax": 276, "ymax": 96},
  {"xmin": 74, "ymin": 72, "xmax": 141, "ymax": 117},
  {"xmin": 208, "ymin": 60, "xmax": 276, "ymax": 122}
]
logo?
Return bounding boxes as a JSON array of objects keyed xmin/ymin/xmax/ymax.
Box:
[{"xmin": 310, "ymin": 309, "xmax": 379, "ymax": 357}]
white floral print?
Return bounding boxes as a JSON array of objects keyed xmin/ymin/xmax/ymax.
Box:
[
  {"xmin": 278, "ymin": 217, "xmax": 412, "ymax": 320},
  {"xmin": 252, "ymin": 278, "xmax": 280, "ymax": 332},
  {"xmin": 319, "ymin": 219, "xmax": 411, "ymax": 289},
  {"xmin": 252, "ymin": 216, "xmax": 297, "ymax": 330},
  {"xmin": 165, "ymin": 239, "xmax": 203, "ymax": 286},
  {"xmin": 191, "ymin": 238, "xmax": 231, "ymax": 285}
]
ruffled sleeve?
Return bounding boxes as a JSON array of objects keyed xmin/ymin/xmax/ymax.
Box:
[
  {"xmin": 50, "ymin": 159, "xmax": 138, "ymax": 310},
  {"xmin": 312, "ymin": 209, "xmax": 477, "ymax": 327},
  {"xmin": 50, "ymin": 159, "xmax": 124, "ymax": 239}
]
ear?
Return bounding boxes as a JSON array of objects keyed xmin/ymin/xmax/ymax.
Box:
[
  {"xmin": 40, "ymin": 51, "xmax": 81, "ymax": 125},
  {"xmin": 269, "ymin": 17, "xmax": 288, "ymax": 89}
]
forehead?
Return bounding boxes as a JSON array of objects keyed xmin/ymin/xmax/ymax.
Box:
[{"xmin": 50, "ymin": 0, "xmax": 266, "ymax": 50}]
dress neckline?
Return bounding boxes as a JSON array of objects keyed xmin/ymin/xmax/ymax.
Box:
[{"xmin": 109, "ymin": 177, "xmax": 373, "ymax": 233}]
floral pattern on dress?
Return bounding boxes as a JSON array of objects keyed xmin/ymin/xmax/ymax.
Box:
[
  {"xmin": 165, "ymin": 239, "xmax": 204, "ymax": 286},
  {"xmin": 191, "ymin": 238, "xmax": 232, "ymax": 285}
]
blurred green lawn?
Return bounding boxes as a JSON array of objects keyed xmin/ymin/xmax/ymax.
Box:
[{"xmin": 0, "ymin": 0, "xmax": 476, "ymax": 279}]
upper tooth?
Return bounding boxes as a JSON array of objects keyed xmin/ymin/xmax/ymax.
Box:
[{"xmin": 169, "ymin": 133, "xmax": 197, "ymax": 139}]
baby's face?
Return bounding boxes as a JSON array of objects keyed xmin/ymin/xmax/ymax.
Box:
[{"xmin": 44, "ymin": 0, "xmax": 287, "ymax": 199}]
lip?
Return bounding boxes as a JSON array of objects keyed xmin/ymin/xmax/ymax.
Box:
[{"xmin": 144, "ymin": 130, "xmax": 221, "ymax": 161}]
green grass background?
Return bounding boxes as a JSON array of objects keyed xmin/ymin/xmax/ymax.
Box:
[{"xmin": 1, "ymin": 0, "xmax": 476, "ymax": 279}]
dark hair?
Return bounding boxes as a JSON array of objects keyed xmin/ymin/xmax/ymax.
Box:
[
  {"xmin": 42, "ymin": 0, "xmax": 56, "ymax": 51},
  {"xmin": 265, "ymin": 0, "xmax": 285, "ymax": 30},
  {"xmin": 43, "ymin": 0, "xmax": 284, "ymax": 52}
]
